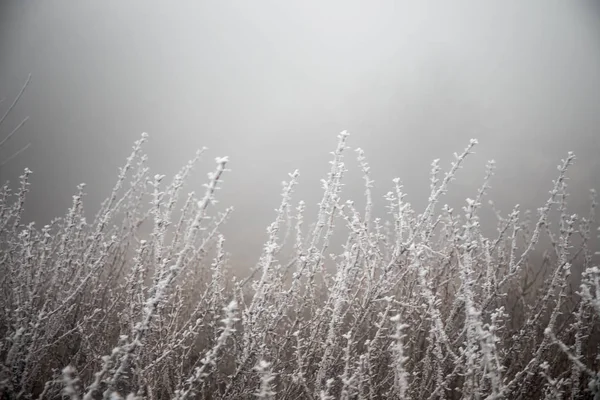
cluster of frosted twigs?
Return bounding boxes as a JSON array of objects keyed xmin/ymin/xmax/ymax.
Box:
[{"xmin": 1, "ymin": 132, "xmax": 599, "ymax": 399}]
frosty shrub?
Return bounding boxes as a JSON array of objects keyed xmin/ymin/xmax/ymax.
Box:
[{"xmin": 0, "ymin": 132, "xmax": 599, "ymax": 400}]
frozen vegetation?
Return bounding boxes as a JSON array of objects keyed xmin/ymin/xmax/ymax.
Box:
[{"xmin": 0, "ymin": 132, "xmax": 599, "ymax": 399}]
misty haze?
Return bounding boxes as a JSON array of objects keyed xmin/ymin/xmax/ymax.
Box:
[{"xmin": 1, "ymin": 1, "xmax": 600, "ymax": 399}]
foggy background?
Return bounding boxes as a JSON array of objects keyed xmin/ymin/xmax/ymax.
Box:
[{"xmin": 1, "ymin": 0, "xmax": 599, "ymax": 269}]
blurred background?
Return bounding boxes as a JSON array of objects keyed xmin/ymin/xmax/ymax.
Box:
[{"xmin": 0, "ymin": 0, "xmax": 599, "ymax": 268}]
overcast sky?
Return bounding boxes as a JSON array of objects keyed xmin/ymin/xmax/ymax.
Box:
[{"xmin": 1, "ymin": 0, "xmax": 599, "ymax": 267}]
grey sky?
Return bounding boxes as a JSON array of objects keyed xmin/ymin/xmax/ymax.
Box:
[{"xmin": 1, "ymin": 0, "xmax": 599, "ymax": 267}]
